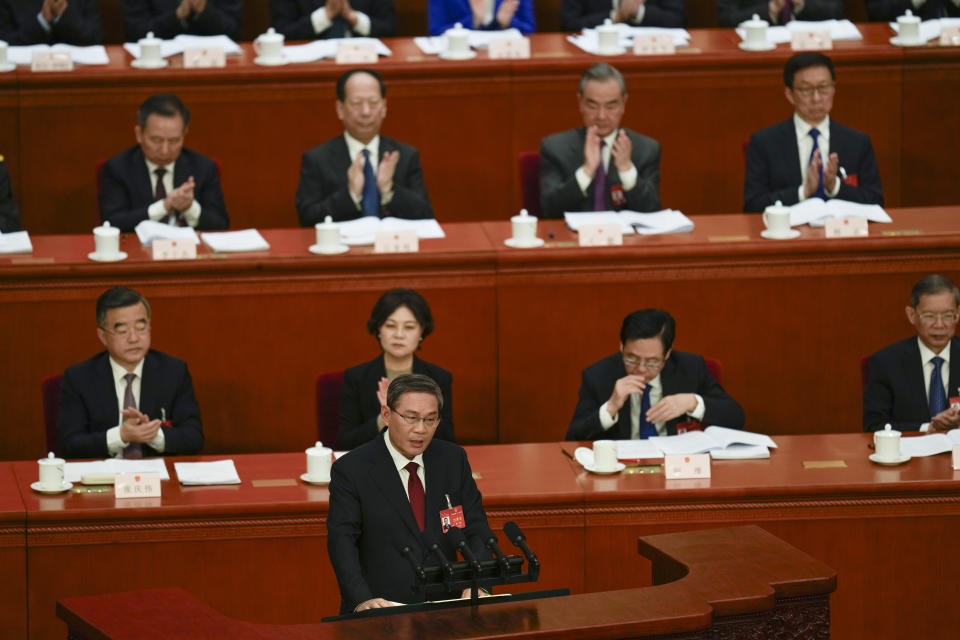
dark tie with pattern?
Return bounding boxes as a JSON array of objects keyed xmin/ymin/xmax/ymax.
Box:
[
  {"xmin": 780, "ymin": 0, "xmax": 794, "ymax": 24},
  {"xmin": 122, "ymin": 373, "xmax": 143, "ymax": 459},
  {"xmin": 808, "ymin": 129, "xmax": 825, "ymax": 199},
  {"xmin": 639, "ymin": 386, "xmax": 658, "ymax": 439},
  {"xmin": 405, "ymin": 461, "xmax": 425, "ymax": 531},
  {"xmin": 154, "ymin": 167, "xmax": 167, "ymax": 201},
  {"xmin": 592, "ymin": 141, "xmax": 606, "ymax": 211},
  {"xmin": 929, "ymin": 356, "xmax": 948, "ymax": 418},
  {"xmin": 361, "ymin": 149, "xmax": 380, "ymax": 218}
]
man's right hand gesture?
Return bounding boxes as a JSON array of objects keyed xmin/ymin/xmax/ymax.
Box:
[
  {"xmin": 348, "ymin": 152, "xmax": 366, "ymax": 199},
  {"xmin": 356, "ymin": 598, "xmax": 395, "ymax": 611},
  {"xmin": 607, "ymin": 375, "xmax": 647, "ymax": 418},
  {"xmin": 582, "ymin": 126, "xmax": 602, "ymax": 178},
  {"xmin": 119, "ymin": 407, "xmax": 161, "ymax": 444},
  {"xmin": 163, "ymin": 176, "xmax": 196, "ymax": 212}
]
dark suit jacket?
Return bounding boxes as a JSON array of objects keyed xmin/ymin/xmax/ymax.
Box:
[
  {"xmin": 0, "ymin": 0, "xmax": 102, "ymax": 45},
  {"xmin": 716, "ymin": 0, "xmax": 843, "ymax": 26},
  {"xmin": 339, "ymin": 354, "xmax": 455, "ymax": 450},
  {"xmin": 539, "ymin": 127, "xmax": 661, "ymax": 219},
  {"xmin": 58, "ymin": 349, "xmax": 205, "ymax": 459},
  {"xmin": 296, "ymin": 135, "xmax": 433, "ymax": 225},
  {"xmin": 743, "ymin": 118, "xmax": 884, "ymax": 213},
  {"xmin": 863, "ymin": 337, "xmax": 960, "ymax": 432},
  {"xmin": 0, "ymin": 158, "xmax": 20, "ymax": 233},
  {"xmin": 122, "ymin": 0, "xmax": 242, "ymax": 41},
  {"xmin": 271, "ymin": 0, "xmax": 395, "ymax": 39},
  {"xmin": 567, "ymin": 351, "xmax": 745, "ymax": 440},
  {"xmin": 867, "ymin": 0, "xmax": 960, "ymax": 20},
  {"xmin": 98, "ymin": 145, "xmax": 229, "ymax": 232},
  {"xmin": 560, "ymin": 0, "xmax": 685, "ymax": 31},
  {"xmin": 327, "ymin": 434, "xmax": 492, "ymax": 613}
]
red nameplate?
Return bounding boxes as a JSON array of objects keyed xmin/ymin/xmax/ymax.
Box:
[
  {"xmin": 676, "ymin": 420, "xmax": 703, "ymax": 434},
  {"xmin": 440, "ymin": 505, "xmax": 465, "ymax": 532}
]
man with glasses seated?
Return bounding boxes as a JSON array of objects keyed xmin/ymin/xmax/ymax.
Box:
[
  {"xmin": 864, "ymin": 275, "xmax": 960, "ymax": 433},
  {"xmin": 567, "ymin": 309, "xmax": 744, "ymax": 441},
  {"xmin": 743, "ymin": 51, "xmax": 884, "ymax": 213},
  {"xmin": 58, "ymin": 286, "xmax": 204, "ymax": 459}
]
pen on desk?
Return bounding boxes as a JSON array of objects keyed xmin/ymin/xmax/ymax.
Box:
[{"xmin": 560, "ymin": 448, "xmax": 575, "ymax": 461}]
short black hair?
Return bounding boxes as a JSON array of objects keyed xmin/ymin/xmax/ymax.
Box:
[
  {"xmin": 336, "ymin": 69, "xmax": 386, "ymax": 102},
  {"xmin": 96, "ymin": 287, "xmax": 151, "ymax": 328},
  {"xmin": 910, "ymin": 274, "xmax": 960, "ymax": 307},
  {"xmin": 783, "ymin": 52, "xmax": 835, "ymax": 88},
  {"xmin": 366, "ymin": 288, "xmax": 434, "ymax": 339},
  {"xmin": 386, "ymin": 373, "xmax": 444, "ymax": 411},
  {"xmin": 137, "ymin": 93, "xmax": 190, "ymax": 129},
  {"xmin": 620, "ymin": 309, "xmax": 676, "ymax": 352}
]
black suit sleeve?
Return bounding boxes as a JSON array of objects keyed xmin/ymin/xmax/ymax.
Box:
[
  {"xmin": 124, "ymin": 0, "xmax": 242, "ymax": 40},
  {"xmin": 270, "ymin": 0, "xmax": 321, "ymax": 40},
  {"xmin": 381, "ymin": 149, "xmax": 433, "ymax": 220},
  {"xmin": 189, "ymin": 0, "xmax": 242, "ymax": 38},
  {"xmin": 688, "ymin": 357, "xmax": 745, "ymax": 429},
  {"xmin": 539, "ymin": 138, "xmax": 586, "ymax": 220},
  {"xmin": 743, "ymin": 132, "xmax": 799, "ymax": 213},
  {"xmin": 98, "ymin": 157, "xmax": 151, "ymax": 232},
  {"xmin": 295, "ymin": 149, "xmax": 359, "ymax": 225},
  {"xmin": 0, "ymin": 161, "xmax": 20, "ymax": 233},
  {"xmin": 337, "ymin": 366, "xmax": 383, "ymax": 450},
  {"xmin": 327, "ymin": 459, "xmax": 375, "ymax": 611},
  {"xmin": 192, "ymin": 159, "xmax": 231, "ymax": 230},
  {"xmin": 50, "ymin": 0, "xmax": 103, "ymax": 44},
  {"xmin": 835, "ymin": 134, "xmax": 884, "ymax": 207},
  {"xmin": 624, "ymin": 137, "xmax": 662, "ymax": 212},
  {"xmin": 862, "ymin": 349, "xmax": 927, "ymax": 432},
  {"xmin": 641, "ymin": 0, "xmax": 686, "ymax": 27},
  {"xmin": 158, "ymin": 363, "xmax": 205, "ymax": 454},
  {"xmin": 717, "ymin": 0, "xmax": 843, "ymax": 26},
  {"xmin": 560, "ymin": 0, "xmax": 612, "ymax": 31},
  {"xmin": 58, "ymin": 367, "xmax": 111, "ymax": 459},
  {"xmin": 365, "ymin": 0, "xmax": 395, "ymax": 36},
  {"xmin": 566, "ymin": 366, "xmax": 615, "ymax": 441}
]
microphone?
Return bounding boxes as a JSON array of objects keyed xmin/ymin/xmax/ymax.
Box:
[
  {"xmin": 504, "ymin": 521, "xmax": 539, "ymax": 571},
  {"xmin": 399, "ymin": 542, "xmax": 426, "ymax": 582},
  {"xmin": 448, "ymin": 526, "xmax": 481, "ymax": 574},
  {"xmin": 423, "ymin": 531, "xmax": 455, "ymax": 580},
  {"xmin": 483, "ymin": 530, "xmax": 511, "ymax": 575}
]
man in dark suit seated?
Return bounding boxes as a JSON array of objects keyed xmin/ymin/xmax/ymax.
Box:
[
  {"xmin": 716, "ymin": 0, "xmax": 843, "ymax": 27},
  {"xmin": 567, "ymin": 308, "xmax": 745, "ymax": 441},
  {"xmin": 271, "ymin": 0, "xmax": 394, "ymax": 40},
  {"xmin": 561, "ymin": 0, "xmax": 685, "ymax": 32},
  {"xmin": 867, "ymin": 0, "xmax": 960, "ymax": 21},
  {"xmin": 864, "ymin": 274, "xmax": 960, "ymax": 433},
  {"xmin": 539, "ymin": 63, "xmax": 661, "ymax": 219},
  {"xmin": 0, "ymin": 155, "xmax": 20, "ymax": 233},
  {"xmin": 743, "ymin": 52, "xmax": 884, "ymax": 213},
  {"xmin": 296, "ymin": 68, "xmax": 433, "ymax": 225},
  {"xmin": 328, "ymin": 373, "xmax": 492, "ymax": 613},
  {"xmin": 58, "ymin": 286, "xmax": 205, "ymax": 459},
  {"xmin": 122, "ymin": 0, "xmax": 242, "ymax": 41},
  {"xmin": 99, "ymin": 93, "xmax": 229, "ymax": 232},
  {"xmin": 0, "ymin": 0, "xmax": 102, "ymax": 45}
]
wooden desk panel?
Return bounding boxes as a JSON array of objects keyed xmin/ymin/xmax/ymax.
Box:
[{"xmin": 0, "ymin": 463, "xmax": 27, "ymax": 640}]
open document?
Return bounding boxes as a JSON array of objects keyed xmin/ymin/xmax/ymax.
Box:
[
  {"xmin": 564, "ymin": 210, "xmax": 694, "ymax": 235},
  {"xmin": 64, "ymin": 458, "xmax": 171, "ymax": 483},
  {"xmin": 788, "ymin": 199, "xmax": 892, "ymax": 227},
  {"xmin": 201, "ymin": 229, "xmax": 270, "ymax": 252},
  {"xmin": 339, "ymin": 216, "xmax": 445, "ymax": 245},
  {"xmin": 135, "ymin": 220, "xmax": 200, "ymax": 246},
  {"xmin": 282, "ymin": 38, "xmax": 392, "ymax": 62},
  {"xmin": 124, "ymin": 35, "xmax": 242, "ymax": 59},
  {"xmin": 568, "ymin": 25, "xmax": 690, "ymax": 54},
  {"xmin": 0, "ymin": 231, "xmax": 32, "ymax": 254},
  {"xmin": 899, "ymin": 429, "xmax": 960, "ymax": 458},
  {"xmin": 8, "ymin": 44, "xmax": 109, "ymax": 65},
  {"xmin": 574, "ymin": 427, "xmax": 777, "ymax": 464},
  {"xmin": 736, "ymin": 20, "xmax": 863, "ymax": 45},
  {"xmin": 174, "ymin": 459, "xmax": 241, "ymax": 485}
]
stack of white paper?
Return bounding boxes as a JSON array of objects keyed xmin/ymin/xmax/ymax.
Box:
[
  {"xmin": 8, "ymin": 44, "xmax": 109, "ymax": 65},
  {"xmin": 64, "ymin": 458, "xmax": 171, "ymax": 483},
  {"xmin": 737, "ymin": 19, "xmax": 862, "ymax": 44},
  {"xmin": 135, "ymin": 220, "xmax": 200, "ymax": 246},
  {"xmin": 0, "ymin": 231, "xmax": 33, "ymax": 254},
  {"xmin": 565, "ymin": 211, "xmax": 634, "ymax": 234},
  {"xmin": 889, "ymin": 17, "xmax": 960, "ymax": 42},
  {"xmin": 788, "ymin": 198, "xmax": 892, "ymax": 227},
  {"xmin": 564, "ymin": 209, "xmax": 694, "ymax": 235},
  {"xmin": 201, "ymin": 229, "xmax": 270, "ymax": 252},
  {"xmin": 899, "ymin": 430, "xmax": 960, "ymax": 458},
  {"xmin": 338, "ymin": 216, "xmax": 445, "ymax": 246},
  {"xmin": 568, "ymin": 25, "xmax": 690, "ymax": 54},
  {"xmin": 414, "ymin": 29, "xmax": 523, "ymax": 54},
  {"xmin": 652, "ymin": 426, "xmax": 777, "ymax": 459},
  {"xmin": 281, "ymin": 38, "xmax": 392, "ymax": 62},
  {"xmin": 616, "ymin": 440, "xmax": 665, "ymax": 459},
  {"xmin": 173, "ymin": 459, "xmax": 241, "ymax": 485},
  {"xmin": 124, "ymin": 35, "xmax": 242, "ymax": 59}
]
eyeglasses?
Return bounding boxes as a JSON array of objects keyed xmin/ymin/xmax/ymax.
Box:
[
  {"xmin": 393, "ymin": 411, "xmax": 440, "ymax": 429},
  {"xmin": 917, "ymin": 311, "xmax": 959, "ymax": 325},
  {"xmin": 793, "ymin": 83, "xmax": 835, "ymax": 98},
  {"xmin": 622, "ymin": 355, "xmax": 664, "ymax": 372},
  {"xmin": 100, "ymin": 322, "xmax": 150, "ymax": 338}
]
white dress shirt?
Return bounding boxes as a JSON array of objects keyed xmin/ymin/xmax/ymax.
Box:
[
  {"xmin": 597, "ymin": 374, "xmax": 705, "ymax": 437},
  {"xmin": 311, "ymin": 6, "xmax": 372, "ymax": 36},
  {"xmin": 343, "ymin": 132, "xmax": 395, "ymax": 208},
  {"xmin": 144, "ymin": 157, "xmax": 202, "ymax": 227},
  {"xmin": 610, "ymin": 0, "xmax": 645, "ymax": 24},
  {"xmin": 105, "ymin": 357, "xmax": 165, "ymax": 457},
  {"xmin": 917, "ymin": 337, "xmax": 952, "ymax": 432},
  {"xmin": 384, "ymin": 428, "xmax": 426, "ymax": 500},
  {"xmin": 575, "ymin": 128, "xmax": 639, "ymax": 198},
  {"xmin": 793, "ymin": 113, "xmax": 841, "ymax": 203}
]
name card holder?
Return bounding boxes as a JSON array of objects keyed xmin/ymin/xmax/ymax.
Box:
[
  {"xmin": 115, "ymin": 472, "xmax": 162, "ymax": 499},
  {"xmin": 374, "ymin": 230, "xmax": 418, "ymax": 253},
  {"xmin": 153, "ymin": 238, "xmax": 197, "ymax": 260},
  {"xmin": 941, "ymin": 26, "xmax": 960, "ymax": 46},
  {"xmin": 953, "ymin": 446, "xmax": 960, "ymax": 471},
  {"xmin": 824, "ymin": 216, "xmax": 868, "ymax": 238},
  {"xmin": 633, "ymin": 35, "xmax": 676, "ymax": 55},
  {"xmin": 578, "ymin": 224, "xmax": 622, "ymax": 247},
  {"xmin": 791, "ymin": 31, "xmax": 832, "ymax": 50},
  {"xmin": 489, "ymin": 38, "xmax": 531, "ymax": 59},
  {"xmin": 664, "ymin": 453, "xmax": 711, "ymax": 479},
  {"xmin": 31, "ymin": 52, "xmax": 73, "ymax": 72},
  {"xmin": 337, "ymin": 42, "xmax": 378, "ymax": 64},
  {"xmin": 184, "ymin": 48, "xmax": 226, "ymax": 68}
]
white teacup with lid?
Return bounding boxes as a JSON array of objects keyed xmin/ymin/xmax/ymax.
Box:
[
  {"xmin": 137, "ymin": 31, "xmax": 164, "ymax": 67},
  {"xmin": 873, "ymin": 424, "xmax": 902, "ymax": 462},
  {"xmin": 896, "ymin": 10, "xmax": 922, "ymax": 45},
  {"xmin": 37, "ymin": 452, "xmax": 65, "ymax": 490},
  {"xmin": 510, "ymin": 208, "xmax": 538, "ymax": 245},
  {"xmin": 315, "ymin": 215, "xmax": 341, "ymax": 251},
  {"xmin": 742, "ymin": 14, "xmax": 770, "ymax": 50},
  {"xmin": 762, "ymin": 200, "xmax": 792, "ymax": 237},
  {"xmin": 596, "ymin": 19, "xmax": 621, "ymax": 55},
  {"xmin": 93, "ymin": 220, "xmax": 120, "ymax": 258},
  {"xmin": 254, "ymin": 27, "xmax": 285, "ymax": 63},
  {"xmin": 0, "ymin": 39, "xmax": 13, "ymax": 72},
  {"xmin": 593, "ymin": 440, "xmax": 618, "ymax": 472},
  {"xmin": 305, "ymin": 441, "xmax": 333, "ymax": 483},
  {"xmin": 444, "ymin": 23, "xmax": 471, "ymax": 59}
]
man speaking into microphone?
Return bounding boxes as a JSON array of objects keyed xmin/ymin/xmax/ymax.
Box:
[{"xmin": 327, "ymin": 373, "xmax": 493, "ymax": 613}]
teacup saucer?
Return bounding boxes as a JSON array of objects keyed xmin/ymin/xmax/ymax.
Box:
[
  {"xmin": 583, "ymin": 462, "xmax": 626, "ymax": 475},
  {"xmin": 254, "ymin": 56, "xmax": 288, "ymax": 66},
  {"xmin": 31, "ymin": 480, "xmax": 73, "ymax": 494},
  {"xmin": 869, "ymin": 452, "xmax": 911, "ymax": 466},
  {"xmin": 308, "ymin": 243, "xmax": 349, "ymax": 255},
  {"xmin": 889, "ymin": 36, "xmax": 926, "ymax": 47},
  {"xmin": 504, "ymin": 237, "xmax": 545, "ymax": 249},
  {"xmin": 88, "ymin": 251, "xmax": 128, "ymax": 262},
  {"xmin": 760, "ymin": 229, "xmax": 801, "ymax": 240},
  {"xmin": 596, "ymin": 47, "xmax": 626, "ymax": 56},
  {"xmin": 300, "ymin": 473, "xmax": 330, "ymax": 485},
  {"xmin": 438, "ymin": 49, "xmax": 476, "ymax": 60},
  {"xmin": 131, "ymin": 58, "xmax": 168, "ymax": 69},
  {"xmin": 0, "ymin": 62, "xmax": 16, "ymax": 73},
  {"xmin": 738, "ymin": 41, "xmax": 776, "ymax": 52}
]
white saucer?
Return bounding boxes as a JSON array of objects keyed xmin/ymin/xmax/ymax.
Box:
[
  {"xmin": 301, "ymin": 473, "xmax": 330, "ymax": 485},
  {"xmin": 504, "ymin": 237, "xmax": 545, "ymax": 249},
  {"xmin": 31, "ymin": 480, "xmax": 73, "ymax": 494},
  {"xmin": 131, "ymin": 58, "xmax": 168, "ymax": 69},
  {"xmin": 738, "ymin": 41, "xmax": 776, "ymax": 52},
  {"xmin": 88, "ymin": 251, "xmax": 128, "ymax": 262},
  {"xmin": 254, "ymin": 56, "xmax": 288, "ymax": 66},
  {"xmin": 583, "ymin": 462, "xmax": 626, "ymax": 475},
  {"xmin": 438, "ymin": 50, "xmax": 476, "ymax": 60},
  {"xmin": 760, "ymin": 229, "xmax": 801, "ymax": 240},
  {"xmin": 869, "ymin": 452, "xmax": 911, "ymax": 466},
  {"xmin": 889, "ymin": 36, "xmax": 926, "ymax": 48},
  {"xmin": 308, "ymin": 243, "xmax": 350, "ymax": 255},
  {"xmin": 596, "ymin": 47, "xmax": 626, "ymax": 56},
  {"xmin": 0, "ymin": 62, "xmax": 16, "ymax": 73}
]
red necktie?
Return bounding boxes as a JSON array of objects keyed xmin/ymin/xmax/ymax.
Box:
[{"xmin": 405, "ymin": 461, "xmax": 425, "ymax": 531}]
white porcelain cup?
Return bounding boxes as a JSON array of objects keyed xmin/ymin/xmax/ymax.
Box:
[
  {"xmin": 38, "ymin": 452, "xmax": 65, "ymax": 489},
  {"xmin": 306, "ymin": 441, "xmax": 333, "ymax": 482},
  {"xmin": 744, "ymin": 14, "xmax": 769, "ymax": 49},
  {"xmin": 138, "ymin": 32, "xmax": 162, "ymax": 64},
  {"xmin": 874, "ymin": 427, "xmax": 901, "ymax": 462},
  {"xmin": 593, "ymin": 440, "xmax": 618, "ymax": 471},
  {"xmin": 762, "ymin": 200, "xmax": 792, "ymax": 237},
  {"xmin": 93, "ymin": 221, "xmax": 120, "ymax": 257},
  {"xmin": 511, "ymin": 209, "xmax": 537, "ymax": 244},
  {"xmin": 315, "ymin": 216, "xmax": 340, "ymax": 249},
  {"xmin": 445, "ymin": 23, "xmax": 470, "ymax": 57},
  {"xmin": 254, "ymin": 27, "xmax": 284, "ymax": 61},
  {"xmin": 897, "ymin": 10, "xmax": 921, "ymax": 44},
  {"xmin": 0, "ymin": 40, "xmax": 8, "ymax": 67},
  {"xmin": 597, "ymin": 19, "xmax": 620, "ymax": 54}
]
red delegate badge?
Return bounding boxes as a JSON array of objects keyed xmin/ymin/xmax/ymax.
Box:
[{"xmin": 440, "ymin": 505, "xmax": 465, "ymax": 533}]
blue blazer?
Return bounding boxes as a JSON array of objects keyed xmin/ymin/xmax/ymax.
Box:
[{"xmin": 429, "ymin": 0, "xmax": 535, "ymax": 36}]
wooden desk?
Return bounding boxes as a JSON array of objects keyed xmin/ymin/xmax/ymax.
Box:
[
  {"xmin": 0, "ymin": 463, "xmax": 27, "ymax": 639},
  {"xmin": 2, "ymin": 25, "xmax": 957, "ymax": 235}
]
